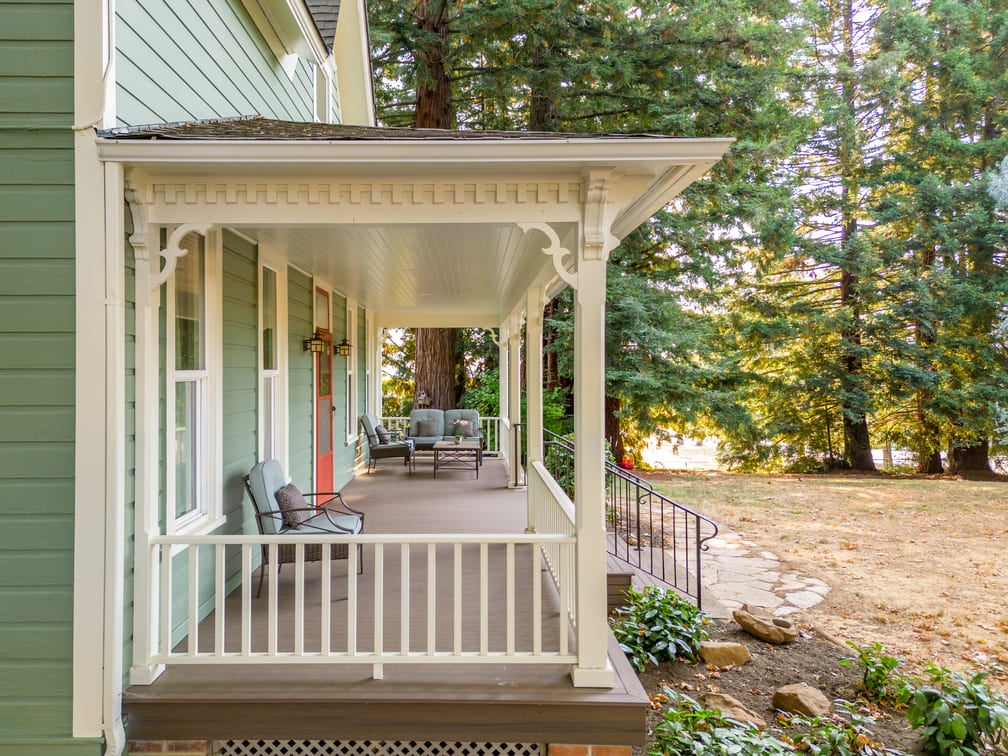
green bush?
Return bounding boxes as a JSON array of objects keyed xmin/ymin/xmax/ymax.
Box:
[
  {"xmin": 609, "ymin": 587, "xmax": 708, "ymax": 671},
  {"xmin": 780, "ymin": 702, "xmax": 909, "ymax": 755},
  {"xmin": 841, "ymin": 642, "xmax": 915, "ymax": 708},
  {"xmin": 906, "ymin": 664, "xmax": 1008, "ymax": 756},
  {"xmin": 650, "ymin": 691, "xmax": 794, "ymax": 755}
]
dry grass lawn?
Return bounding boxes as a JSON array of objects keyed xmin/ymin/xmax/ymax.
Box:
[{"xmin": 645, "ymin": 471, "xmax": 1008, "ymax": 691}]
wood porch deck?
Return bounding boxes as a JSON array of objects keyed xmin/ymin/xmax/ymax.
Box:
[{"xmin": 123, "ymin": 457, "xmax": 650, "ymax": 745}]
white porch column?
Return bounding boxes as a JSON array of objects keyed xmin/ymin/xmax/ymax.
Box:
[
  {"xmin": 129, "ymin": 203, "xmax": 165, "ymax": 687},
  {"xmin": 571, "ymin": 255, "xmax": 613, "ymax": 687},
  {"xmin": 497, "ymin": 322, "xmax": 509, "ymax": 469},
  {"xmin": 525, "ymin": 287, "xmax": 545, "ymax": 530},
  {"xmin": 507, "ymin": 312, "xmax": 523, "ymax": 488},
  {"xmin": 526, "ymin": 286, "xmax": 545, "ymax": 466},
  {"xmin": 572, "ymin": 169, "xmax": 618, "ymax": 688}
]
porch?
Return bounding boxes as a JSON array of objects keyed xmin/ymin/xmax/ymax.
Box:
[{"xmin": 123, "ymin": 457, "xmax": 650, "ymax": 743}]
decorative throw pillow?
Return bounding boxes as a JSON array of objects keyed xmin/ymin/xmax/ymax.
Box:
[
  {"xmin": 453, "ymin": 419, "xmax": 473, "ymax": 437},
  {"xmin": 275, "ymin": 483, "xmax": 312, "ymax": 528},
  {"xmin": 416, "ymin": 419, "xmax": 437, "ymax": 437},
  {"xmin": 375, "ymin": 424, "xmax": 392, "ymax": 444}
]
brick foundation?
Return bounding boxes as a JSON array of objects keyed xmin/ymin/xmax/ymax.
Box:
[
  {"xmin": 548, "ymin": 745, "xmax": 632, "ymax": 756},
  {"xmin": 128, "ymin": 741, "xmax": 212, "ymax": 755}
]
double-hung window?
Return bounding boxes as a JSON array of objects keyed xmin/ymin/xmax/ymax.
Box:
[
  {"xmin": 166, "ymin": 229, "xmax": 223, "ymax": 534},
  {"xmin": 171, "ymin": 233, "xmax": 208, "ymax": 528}
]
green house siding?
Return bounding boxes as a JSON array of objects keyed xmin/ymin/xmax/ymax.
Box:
[
  {"xmin": 115, "ymin": 0, "xmax": 320, "ymax": 127},
  {"xmin": 221, "ymin": 230, "xmax": 259, "ymax": 538},
  {"xmin": 288, "ymin": 267, "xmax": 314, "ymax": 491},
  {"xmin": 0, "ymin": 0, "xmax": 100, "ymax": 752}
]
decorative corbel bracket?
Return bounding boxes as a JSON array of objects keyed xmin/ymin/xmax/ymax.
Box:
[
  {"xmin": 124, "ymin": 179, "xmax": 149, "ymax": 264},
  {"xmin": 582, "ymin": 169, "xmax": 619, "ymax": 261},
  {"xmin": 487, "ymin": 327, "xmax": 502, "ymax": 348},
  {"xmin": 518, "ymin": 222, "xmax": 578, "ymax": 290},
  {"xmin": 150, "ymin": 222, "xmax": 212, "ymax": 290}
]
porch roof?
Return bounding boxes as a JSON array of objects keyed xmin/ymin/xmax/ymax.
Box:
[{"xmin": 101, "ymin": 118, "xmax": 732, "ymax": 327}]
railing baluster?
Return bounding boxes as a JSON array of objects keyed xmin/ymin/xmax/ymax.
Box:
[
  {"xmin": 401, "ymin": 543, "xmax": 410, "ymax": 656},
  {"xmin": 241, "ymin": 544, "xmax": 251, "ymax": 656},
  {"xmin": 480, "ymin": 543, "xmax": 488, "ymax": 656},
  {"xmin": 453, "ymin": 543, "xmax": 462, "ymax": 655},
  {"xmin": 373, "ymin": 543, "xmax": 384, "ymax": 659},
  {"xmin": 267, "ymin": 543, "xmax": 278, "ymax": 656},
  {"xmin": 426, "ymin": 543, "xmax": 436, "ymax": 656},
  {"xmin": 321, "ymin": 545, "xmax": 331, "ymax": 656},
  {"xmin": 558, "ymin": 541, "xmax": 569, "ymax": 657},
  {"xmin": 159, "ymin": 544, "xmax": 171, "ymax": 660},
  {"xmin": 214, "ymin": 544, "xmax": 225, "ymax": 657},
  {"xmin": 532, "ymin": 543, "xmax": 542, "ymax": 655},
  {"xmin": 347, "ymin": 541, "xmax": 358, "ymax": 656},
  {"xmin": 187, "ymin": 546, "xmax": 198, "ymax": 656},
  {"xmin": 294, "ymin": 543, "xmax": 305, "ymax": 656},
  {"xmin": 506, "ymin": 542, "xmax": 515, "ymax": 656}
]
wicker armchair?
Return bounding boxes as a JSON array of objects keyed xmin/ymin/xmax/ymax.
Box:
[{"xmin": 243, "ymin": 460, "xmax": 364, "ymax": 597}]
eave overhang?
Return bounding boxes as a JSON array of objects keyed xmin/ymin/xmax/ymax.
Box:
[{"xmin": 99, "ymin": 126, "xmax": 733, "ymax": 326}]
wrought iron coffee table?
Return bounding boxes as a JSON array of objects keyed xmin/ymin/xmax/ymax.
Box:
[{"xmin": 432, "ymin": 439, "xmax": 481, "ymax": 479}]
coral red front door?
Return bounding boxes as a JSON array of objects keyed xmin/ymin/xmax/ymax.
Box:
[{"xmin": 315, "ymin": 288, "xmax": 334, "ymax": 494}]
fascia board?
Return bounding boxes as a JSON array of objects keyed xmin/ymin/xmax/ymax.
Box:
[
  {"xmin": 611, "ymin": 156, "xmax": 730, "ymax": 239},
  {"xmin": 96, "ymin": 137, "xmax": 735, "ymax": 173}
]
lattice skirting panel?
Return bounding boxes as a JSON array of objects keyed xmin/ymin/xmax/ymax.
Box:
[{"xmin": 214, "ymin": 741, "xmax": 544, "ymax": 756}]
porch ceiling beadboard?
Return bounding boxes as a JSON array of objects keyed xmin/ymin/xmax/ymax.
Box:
[{"xmin": 99, "ymin": 118, "xmax": 733, "ymax": 328}]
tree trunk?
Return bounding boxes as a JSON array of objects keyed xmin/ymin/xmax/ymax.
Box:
[
  {"xmin": 529, "ymin": 41, "xmax": 560, "ymax": 132},
  {"xmin": 914, "ymin": 244, "xmax": 942, "ymax": 474},
  {"xmin": 414, "ymin": 328, "xmax": 458, "ymax": 410},
  {"xmin": 604, "ymin": 395, "xmax": 624, "ymax": 464},
  {"xmin": 411, "ymin": 0, "xmax": 458, "ymax": 411},
  {"xmin": 413, "ymin": 0, "xmax": 452, "ymax": 129},
  {"xmin": 950, "ymin": 439, "xmax": 991, "ymax": 473},
  {"xmin": 836, "ymin": 0, "xmax": 875, "ymax": 472}
]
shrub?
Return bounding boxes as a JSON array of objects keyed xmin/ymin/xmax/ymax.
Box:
[
  {"xmin": 650, "ymin": 691, "xmax": 794, "ymax": 755},
  {"xmin": 780, "ymin": 702, "xmax": 909, "ymax": 756},
  {"xmin": 905, "ymin": 664, "xmax": 1008, "ymax": 756},
  {"xmin": 609, "ymin": 587, "xmax": 708, "ymax": 671},
  {"xmin": 841, "ymin": 642, "xmax": 915, "ymax": 708}
]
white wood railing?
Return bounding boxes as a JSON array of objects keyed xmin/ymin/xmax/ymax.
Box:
[
  {"xmin": 143, "ymin": 532, "xmax": 576, "ymax": 678},
  {"xmin": 382, "ymin": 416, "xmax": 502, "ymax": 456},
  {"xmin": 527, "ymin": 461, "xmax": 577, "ymax": 627}
]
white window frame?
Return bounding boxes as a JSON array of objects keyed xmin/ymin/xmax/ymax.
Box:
[
  {"xmin": 258, "ymin": 254, "xmax": 288, "ymax": 469},
  {"xmin": 165, "ymin": 228, "xmax": 223, "ymax": 535},
  {"xmin": 345, "ymin": 300, "xmax": 358, "ymax": 444}
]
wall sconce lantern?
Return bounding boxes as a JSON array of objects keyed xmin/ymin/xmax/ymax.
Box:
[
  {"xmin": 335, "ymin": 338, "xmax": 352, "ymax": 357},
  {"xmin": 303, "ymin": 332, "xmax": 326, "ymax": 354}
]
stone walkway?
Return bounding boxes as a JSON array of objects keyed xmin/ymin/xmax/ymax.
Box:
[{"xmin": 700, "ymin": 530, "xmax": 831, "ymax": 619}]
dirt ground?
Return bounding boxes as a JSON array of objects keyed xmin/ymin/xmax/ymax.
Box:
[
  {"xmin": 644, "ymin": 471, "xmax": 1008, "ymax": 692},
  {"xmin": 635, "ymin": 621, "xmax": 924, "ymax": 754},
  {"xmin": 625, "ymin": 471, "xmax": 1007, "ymax": 753}
]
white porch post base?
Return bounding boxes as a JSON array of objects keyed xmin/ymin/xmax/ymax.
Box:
[
  {"xmin": 129, "ymin": 662, "xmax": 166, "ymax": 686},
  {"xmin": 571, "ymin": 661, "xmax": 615, "ymax": 688}
]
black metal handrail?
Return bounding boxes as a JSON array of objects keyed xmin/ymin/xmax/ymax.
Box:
[{"xmin": 542, "ymin": 429, "xmax": 719, "ymax": 610}]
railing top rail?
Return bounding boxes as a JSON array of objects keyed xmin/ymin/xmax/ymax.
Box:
[
  {"xmin": 528, "ymin": 461, "xmax": 576, "ymax": 525},
  {"xmin": 542, "ymin": 428, "xmax": 716, "ymax": 542},
  {"xmin": 381, "ymin": 416, "xmax": 503, "ymax": 422},
  {"xmin": 543, "ymin": 429, "xmax": 654, "ymax": 492},
  {"xmin": 151, "ymin": 532, "xmax": 576, "ymax": 546}
]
